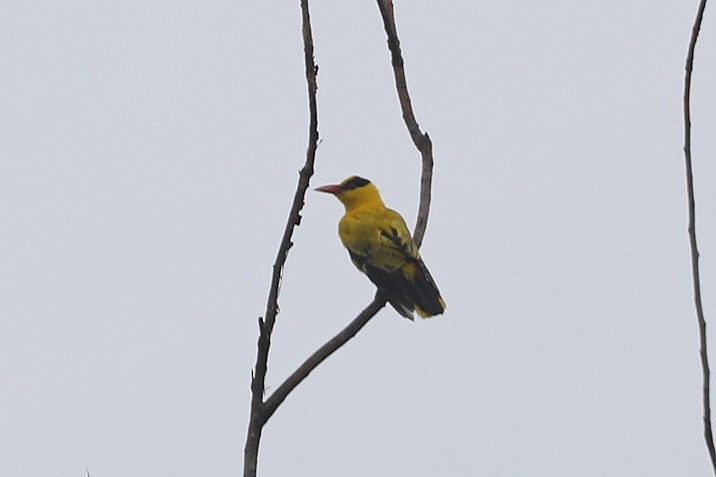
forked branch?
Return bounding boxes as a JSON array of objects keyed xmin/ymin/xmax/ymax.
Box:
[
  {"xmin": 243, "ymin": 1, "xmax": 439, "ymax": 475},
  {"xmin": 243, "ymin": 0, "xmax": 319, "ymax": 475},
  {"xmin": 261, "ymin": 0, "xmax": 440, "ymax": 422}
]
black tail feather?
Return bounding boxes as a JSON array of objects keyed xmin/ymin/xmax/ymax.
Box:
[
  {"xmin": 376, "ymin": 289, "xmax": 415, "ymax": 321},
  {"xmin": 366, "ymin": 258, "xmax": 444, "ymax": 319},
  {"xmin": 409, "ymin": 259, "xmax": 445, "ymax": 317}
]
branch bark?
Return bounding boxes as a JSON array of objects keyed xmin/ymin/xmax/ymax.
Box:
[
  {"xmin": 243, "ymin": 1, "xmax": 439, "ymax": 474},
  {"xmin": 682, "ymin": 0, "xmax": 715, "ymax": 473},
  {"xmin": 243, "ymin": 0, "xmax": 319, "ymax": 475},
  {"xmin": 376, "ymin": 0, "xmax": 434, "ymax": 247},
  {"xmin": 262, "ymin": 298, "xmax": 387, "ymax": 420}
]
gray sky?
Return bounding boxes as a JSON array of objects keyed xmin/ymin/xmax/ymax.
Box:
[{"xmin": 2, "ymin": 1, "xmax": 716, "ymax": 476}]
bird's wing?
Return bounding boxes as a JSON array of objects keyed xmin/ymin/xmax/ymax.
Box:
[
  {"xmin": 375, "ymin": 209, "xmax": 419, "ymax": 265},
  {"xmin": 340, "ymin": 208, "xmax": 419, "ymax": 274}
]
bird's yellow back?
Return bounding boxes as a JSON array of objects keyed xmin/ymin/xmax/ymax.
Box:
[{"xmin": 339, "ymin": 206, "xmax": 415, "ymax": 272}]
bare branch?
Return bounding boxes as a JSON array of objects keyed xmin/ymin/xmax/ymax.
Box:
[
  {"xmin": 682, "ymin": 0, "xmax": 715, "ymax": 473},
  {"xmin": 263, "ymin": 298, "xmax": 387, "ymax": 419},
  {"xmin": 376, "ymin": 0, "xmax": 434, "ymax": 248},
  {"xmin": 244, "ymin": 1, "xmax": 440, "ymax": 474},
  {"xmin": 258, "ymin": 0, "xmax": 441, "ymax": 423},
  {"xmin": 243, "ymin": 0, "xmax": 319, "ymax": 474}
]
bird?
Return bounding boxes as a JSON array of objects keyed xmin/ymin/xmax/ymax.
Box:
[{"xmin": 315, "ymin": 175, "xmax": 446, "ymax": 320}]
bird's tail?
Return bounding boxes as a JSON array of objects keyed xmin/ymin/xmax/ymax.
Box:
[
  {"xmin": 409, "ymin": 259, "xmax": 446, "ymax": 318},
  {"xmin": 377, "ymin": 290, "xmax": 415, "ymax": 321},
  {"xmin": 381, "ymin": 258, "xmax": 445, "ymax": 319}
]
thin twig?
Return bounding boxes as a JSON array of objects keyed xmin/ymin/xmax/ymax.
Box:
[
  {"xmin": 243, "ymin": 0, "xmax": 319, "ymax": 475},
  {"xmin": 376, "ymin": 0, "xmax": 434, "ymax": 247},
  {"xmin": 263, "ymin": 298, "xmax": 387, "ymax": 419},
  {"xmin": 682, "ymin": 0, "xmax": 715, "ymax": 473}
]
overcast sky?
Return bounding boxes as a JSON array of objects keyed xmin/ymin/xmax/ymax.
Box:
[{"xmin": 2, "ymin": 1, "xmax": 716, "ymax": 476}]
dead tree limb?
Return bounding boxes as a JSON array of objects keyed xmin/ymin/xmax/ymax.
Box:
[
  {"xmin": 262, "ymin": 298, "xmax": 386, "ymax": 420},
  {"xmin": 243, "ymin": 1, "xmax": 439, "ymax": 474},
  {"xmin": 376, "ymin": 0, "xmax": 434, "ymax": 247},
  {"xmin": 682, "ymin": 0, "xmax": 715, "ymax": 473},
  {"xmin": 243, "ymin": 0, "xmax": 319, "ymax": 474}
]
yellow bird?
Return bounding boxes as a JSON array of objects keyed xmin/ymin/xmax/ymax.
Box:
[{"xmin": 316, "ymin": 176, "xmax": 446, "ymax": 319}]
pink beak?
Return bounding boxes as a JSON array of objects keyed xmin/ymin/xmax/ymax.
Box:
[{"xmin": 315, "ymin": 184, "xmax": 342, "ymax": 195}]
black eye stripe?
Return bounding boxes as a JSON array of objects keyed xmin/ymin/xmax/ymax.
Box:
[{"xmin": 341, "ymin": 176, "xmax": 371, "ymax": 191}]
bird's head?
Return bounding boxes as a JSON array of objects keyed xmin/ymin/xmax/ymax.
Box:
[{"xmin": 315, "ymin": 176, "xmax": 383, "ymax": 211}]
